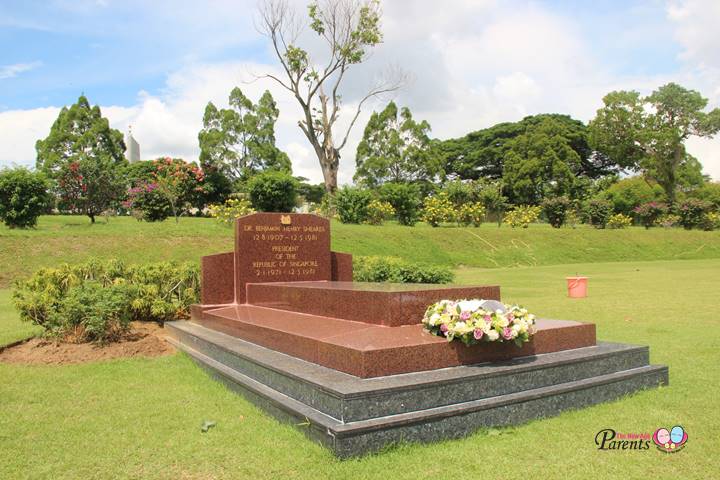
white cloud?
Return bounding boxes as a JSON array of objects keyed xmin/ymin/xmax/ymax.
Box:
[
  {"xmin": 2, "ymin": 1, "xmax": 720, "ymax": 182},
  {"xmin": 0, "ymin": 61, "xmax": 41, "ymax": 80},
  {"xmin": 0, "ymin": 107, "xmax": 60, "ymax": 168}
]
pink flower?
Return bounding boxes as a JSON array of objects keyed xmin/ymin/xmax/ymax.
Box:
[
  {"xmin": 440, "ymin": 324, "xmax": 448, "ymax": 335},
  {"xmin": 473, "ymin": 329, "xmax": 484, "ymax": 340},
  {"xmin": 484, "ymin": 314, "xmax": 492, "ymax": 323},
  {"xmin": 502, "ymin": 327, "xmax": 514, "ymax": 340},
  {"xmin": 460, "ymin": 310, "xmax": 471, "ymax": 321}
]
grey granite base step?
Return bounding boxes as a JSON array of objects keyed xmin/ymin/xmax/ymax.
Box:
[
  {"xmin": 173, "ymin": 337, "xmax": 667, "ymax": 458},
  {"xmin": 166, "ymin": 320, "xmax": 657, "ymax": 422}
]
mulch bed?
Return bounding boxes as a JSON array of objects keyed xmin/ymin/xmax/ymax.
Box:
[{"xmin": 0, "ymin": 322, "xmax": 175, "ymax": 365}]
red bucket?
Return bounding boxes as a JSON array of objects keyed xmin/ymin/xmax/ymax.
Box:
[{"xmin": 566, "ymin": 276, "xmax": 588, "ymax": 298}]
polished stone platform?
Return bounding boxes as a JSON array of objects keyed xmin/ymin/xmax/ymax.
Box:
[
  {"xmin": 193, "ymin": 301, "xmax": 596, "ymax": 378},
  {"xmin": 166, "ymin": 320, "xmax": 668, "ymax": 458},
  {"xmin": 246, "ymin": 281, "xmax": 501, "ymax": 326}
]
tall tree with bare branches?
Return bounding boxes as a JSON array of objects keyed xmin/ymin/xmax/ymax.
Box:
[{"xmin": 258, "ymin": 0, "xmax": 401, "ymax": 193}]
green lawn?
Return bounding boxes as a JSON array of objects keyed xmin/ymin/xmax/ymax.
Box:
[
  {"xmin": 2, "ymin": 215, "xmax": 720, "ymax": 287},
  {"xmin": 2, "ymin": 258, "xmax": 718, "ymax": 479}
]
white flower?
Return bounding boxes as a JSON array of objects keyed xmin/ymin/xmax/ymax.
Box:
[
  {"xmin": 458, "ymin": 300, "xmax": 483, "ymax": 312},
  {"xmin": 429, "ymin": 313, "xmax": 441, "ymax": 326},
  {"xmin": 486, "ymin": 330, "xmax": 500, "ymax": 341}
]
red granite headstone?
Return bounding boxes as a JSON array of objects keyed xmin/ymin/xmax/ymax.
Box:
[{"xmin": 234, "ymin": 213, "xmax": 331, "ymax": 303}]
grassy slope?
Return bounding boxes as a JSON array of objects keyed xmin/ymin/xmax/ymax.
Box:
[
  {"xmin": 2, "ymin": 215, "xmax": 720, "ymax": 287},
  {"xmin": 1, "ymin": 259, "xmax": 719, "ymax": 479}
]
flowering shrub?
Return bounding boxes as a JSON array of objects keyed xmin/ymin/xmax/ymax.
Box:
[
  {"xmin": 208, "ymin": 197, "xmax": 255, "ymax": 226},
  {"xmin": 607, "ymin": 213, "xmax": 632, "ymax": 229},
  {"xmin": 365, "ymin": 200, "xmax": 395, "ymax": 225},
  {"xmin": 423, "ymin": 299, "xmax": 536, "ymax": 347},
  {"xmin": 678, "ymin": 198, "xmax": 713, "ymax": 230},
  {"xmin": 124, "ymin": 158, "xmax": 205, "ymax": 222},
  {"xmin": 458, "ymin": 202, "xmax": 486, "ymax": 227},
  {"xmin": 634, "ymin": 202, "xmax": 668, "ymax": 229},
  {"xmin": 503, "ymin": 205, "xmax": 541, "ymax": 228},
  {"xmin": 154, "ymin": 157, "xmax": 206, "ymax": 222},
  {"xmin": 422, "ymin": 192, "xmax": 455, "ymax": 227},
  {"xmin": 701, "ymin": 211, "xmax": 720, "ymax": 231},
  {"xmin": 124, "ymin": 182, "xmax": 171, "ymax": 222},
  {"xmin": 655, "ymin": 213, "xmax": 681, "ymax": 228}
]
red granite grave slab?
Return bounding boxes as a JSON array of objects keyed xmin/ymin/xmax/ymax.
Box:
[
  {"xmin": 200, "ymin": 251, "xmax": 235, "ymax": 305},
  {"xmin": 196, "ymin": 305, "xmax": 596, "ymax": 378},
  {"xmin": 330, "ymin": 252, "xmax": 353, "ymax": 281},
  {"xmin": 234, "ymin": 213, "xmax": 331, "ymax": 304},
  {"xmin": 245, "ymin": 281, "xmax": 502, "ymax": 327}
]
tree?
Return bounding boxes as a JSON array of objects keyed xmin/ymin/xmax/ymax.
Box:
[
  {"xmin": 501, "ymin": 117, "xmax": 583, "ymax": 204},
  {"xmin": 437, "ymin": 114, "xmax": 611, "ymax": 182},
  {"xmin": 0, "ymin": 168, "xmax": 50, "ymax": 228},
  {"xmin": 153, "ymin": 158, "xmax": 206, "ymax": 223},
  {"xmin": 258, "ymin": 0, "xmax": 402, "ymax": 193},
  {"xmin": 199, "ymin": 87, "xmax": 291, "ymax": 183},
  {"xmin": 354, "ymin": 101, "xmax": 440, "ymax": 187},
  {"xmin": 35, "ymin": 95, "xmax": 127, "ymax": 222},
  {"xmin": 56, "ymin": 157, "xmax": 126, "ymax": 222},
  {"xmin": 248, "ymin": 171, "xmax": 298, "ymax": 212},
  {"xmin": 36, "ymin": 95, "xmax": 126, "ymax": 177},
  {"xmin": 589, "ymin": 83, "xmax": 720, "ymax": 203}
]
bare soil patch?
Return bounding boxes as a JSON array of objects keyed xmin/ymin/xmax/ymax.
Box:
[{"xmin": 0, "ymin": 321, "xmax": 175, "ymax": 365}]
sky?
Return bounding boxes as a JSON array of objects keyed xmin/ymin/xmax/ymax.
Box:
[{"xmin": 1, "ymin": 0, "xmax": 719, "ymax": 184}]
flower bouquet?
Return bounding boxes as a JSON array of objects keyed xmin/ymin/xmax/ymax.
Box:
[{"xmin": 422, "ymin": 299, "xmax": 536, "ymax": 347}]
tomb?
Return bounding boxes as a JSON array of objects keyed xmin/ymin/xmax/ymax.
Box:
[{"xmin": 166, "ymin": 213, "xmax": 667, "ymax": 457}]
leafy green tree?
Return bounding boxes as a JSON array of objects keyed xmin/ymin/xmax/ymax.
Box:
[
  {"xmin": 248, "ymin": 171, "xmax": 298, "ymax": 212},
  {"xmin": 35, "ymin": 95, "xmax": 126, "ymax": 178},
  {"xmin": 354, "ymin": 102, "xmax": 440, "ymax": 187},
  {"xmin": 0, "ymin": 168, "xmax": 50, "ymax": 228},
  {"xmin": 258, "ymin": 0, "xmax": 401, "ymax": 192},
  {"xmin": 437, "ymin": 114, "xmax": 610, "ymax": 182},
  {"xmin": 501, "ymin": 118, "xmax": 583, "ymax": 204},
  {"xmin": 295, "ymin": 177, "xmax": 326, "ymax": 204},
  {"xmin": 602, "ymin": 176, "xmax": 665, "ymax": 215},
  {"xmin": 199, "ymin": 87, "xmax": 290, "ymax": 184},
  {"xmin": 589, "ymin": 83, "xmax": 720, "ymax": 203},
  {"xmin": 379, "ymin": 182, "xmax": 421, "ymax": 226},
  {"xmin": 35, "ymin": 95, "xmax": 127, "ymax": 222}
]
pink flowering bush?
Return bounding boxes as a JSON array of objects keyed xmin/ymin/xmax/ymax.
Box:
[
  {"xmin": 124, "ymin": 181, "xmax": 171, "ymax": 221},
  {"xmin": 422, "ymin": 299, "xmax": 536, "ymax": 347},
  {"xmin": 634, "ymin": 202, "xmax": 668, "ymax": 229}
]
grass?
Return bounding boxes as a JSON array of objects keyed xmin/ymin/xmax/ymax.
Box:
[
  {"xmin": 2, "ymin": 258, "xmax": 719, "ymax": 479},
  {"xmin": 2, "ymin": 215, "xmax": 720, "ymax": 287}
]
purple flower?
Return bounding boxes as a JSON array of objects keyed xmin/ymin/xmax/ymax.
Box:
[
  {"xmin": 473, "ymin": 329, "xmax": 484, "ymax": 340},
  {"xmin": 460, "ymin": 310, "xmax": 471, "ymax": 321},
  {"xmin": 502, "ymin": 327, "xmax": 514, "ymax": 340},
  {"xmin": 484, "ymin": 314, "xmax": 492, "ymax": 323}
]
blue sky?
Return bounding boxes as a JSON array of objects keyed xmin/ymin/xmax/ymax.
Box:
[
  {"xmin": 1, "ymin": 0, "xmax": 683, "ymax": 109},
  {"xmin": 1, "ymin": 0, "xmax": 719, "ymax": 182}
]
